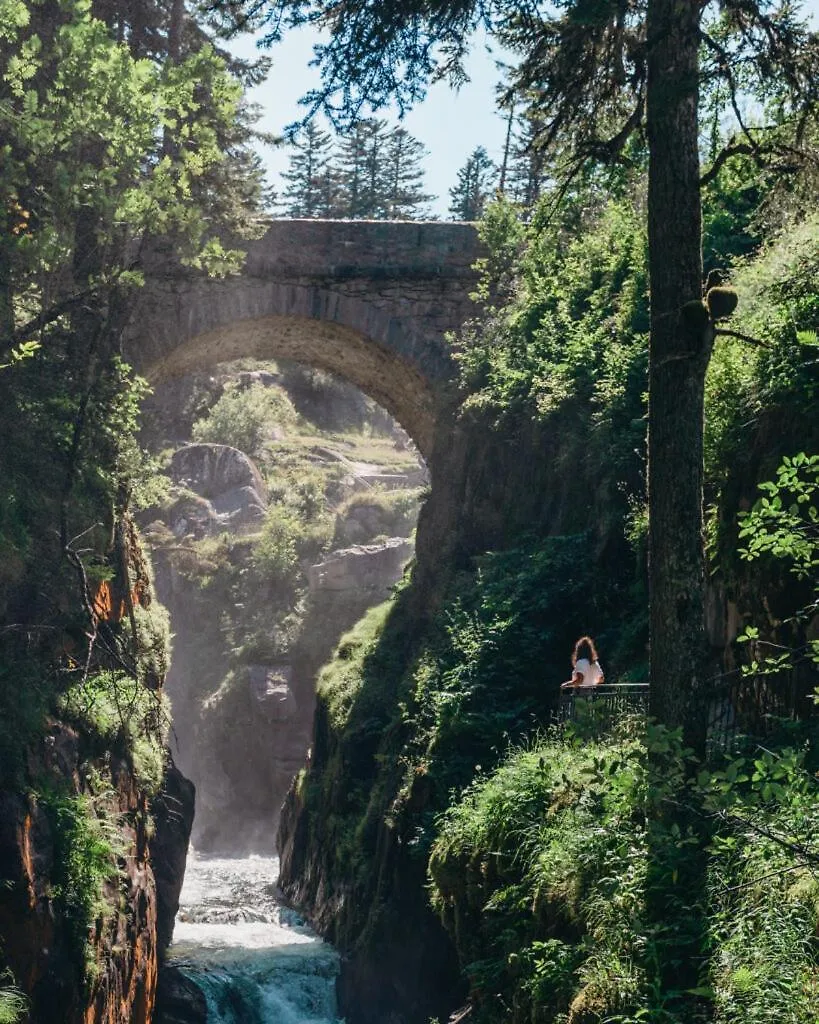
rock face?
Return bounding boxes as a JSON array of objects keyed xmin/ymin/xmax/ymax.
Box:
[
  {"xmin": 150, "ymin": 522, "xmax": 416, "ymax": 852},
  {"xmin": 308, "ymin": 539, "xmax": 414, "ymax": 592},
  {"xmin": 154, "ymin": 966, "xmax": 208, "ymax": 1024},
  {"xmin": 0, "ymin": 722, "xmax": 159, "ymax": 1024},
  {"xmin": 248, "ymin": 665, "xmax": 298, "ymax": 723},
  {"xmin": 150, "ymin": 759, "xmax": 196, "ymax": 955},
  {"xmin": 168, "ymin": 444, "xmax": 267, "ymax": 537}
]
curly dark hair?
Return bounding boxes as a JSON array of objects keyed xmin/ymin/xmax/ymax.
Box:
[{"xmin": 572, "ymin": 635, "xmax": 599, "ymax": 666}]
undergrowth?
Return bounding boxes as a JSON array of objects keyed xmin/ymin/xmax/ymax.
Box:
[
  {"xmin": 0, "ymin": 976, "xmax": 27, "ymax": 1024},
  {"xmin": 428, "ymin": 721, "xmax": 819, "ymax": 1024},
  {"xmin": 40, "ymin": 789, "xmax": 124, "ymax": 988},
  {"xmin": 58, "ymin": 671, "xmax": 169, "ymax": 795}
]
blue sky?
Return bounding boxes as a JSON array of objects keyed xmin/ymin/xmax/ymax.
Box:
[
  {"xmin": 229, "ymin": 27, "xmax": 509, "ymax": 217},
  {"xmin": 230, "ymin": 1, "xmax": 819, "ymax": 218}
]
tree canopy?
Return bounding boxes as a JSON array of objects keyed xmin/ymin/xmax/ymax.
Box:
[{"xmin": 280, "ymin": 118, "xmax": 434, "ymax": 218}]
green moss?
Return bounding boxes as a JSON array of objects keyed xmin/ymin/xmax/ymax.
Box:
[
  {"xmin": 317, "ymin": 600, "xmax": 395, "ymax": 730},
  {"xmin": 40, "ymin": 790, "xmax": 123, "ymax": 988},
  {"xmin": 681, "ymin": 298, "xmax": 711, "ymax": 332},
  {"xmin": 58, "ymin": 671, "xmax": 169, "ymax": 795},
  {"xmin": 706, "ymin": 285, "xmax": 739, "ymax": 320}
]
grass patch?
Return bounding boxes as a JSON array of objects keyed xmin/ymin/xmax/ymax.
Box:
[
  {"xmin": 317, "ymin": 599, "xmax": 395, "ymax": 730},
  {"xmin": 0, "ymin": 977, "xmax": 27, "ymax": 1024}
]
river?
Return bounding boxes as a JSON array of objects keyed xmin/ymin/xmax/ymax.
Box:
[{"xmin": 167, "ymin": 851, "xmax": 342, "ymax": 1024}]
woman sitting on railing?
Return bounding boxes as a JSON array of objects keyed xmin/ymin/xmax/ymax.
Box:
[{"xmin": 561, "ymin": 635, "xmax": 605, "ymax": 688}]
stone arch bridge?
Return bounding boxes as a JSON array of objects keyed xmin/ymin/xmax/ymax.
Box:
[{"xmin": 127, "ymin": 219, "xmax": 482, "ymax": 458}]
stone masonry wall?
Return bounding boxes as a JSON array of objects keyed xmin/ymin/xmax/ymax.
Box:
[{"xmin": 125, "ymin": 220, "xmax": 481, "ymax": 458}]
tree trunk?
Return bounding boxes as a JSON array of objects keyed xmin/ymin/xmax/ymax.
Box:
[
  {"xmin": 0, "ymin": 231, "xmax": 13, "ymax": 347},
  {"xmin": 167, "ymin": 0, "xmax": 185, "ymax": 63},
  {"xmin": 645, "ymin": 0, "xmax": 711, "ymax": 752}
]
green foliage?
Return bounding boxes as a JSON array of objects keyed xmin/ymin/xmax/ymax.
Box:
[
  {"xmin": 734, "ymin": 453, "xmax": 819, "ymax": 680},
  {"xmin": 701, "ymin": 153, "xmax": 764, "ymax": 270},
  {"xmin": 317, "ymin": 600, "xmax": 395, "ymax": 730},
  {"xmin": 399, "ymin": 538, "xmax": 598, "ymax": 813},
  {"xmin": 737, "ymin": 453, "xmax": 818, "ymax": 581},
  {"xmin": 0, "ymin": 655, "xmax": 52, "ymax": 789},
  {"xmin": 0, "ymin": 980, "xmax": 26, "ymax": 1024},
  {"xmin": 0, "ymin": 341, "xmax": 40, "ymax": 371},
  {"xmin": 428, "ymin": 724, "xmax": 819, "ymax": 1024},
  {"xmin": 470, "ymin": 195, "xmax": 526, "ymax": 304},
  {"xmin": 0, "ymin": 0, "xmax": 250, "ymax": 325},
  {"xmin": 456, "ymin": 195, "xmax": 649, "ymax": 548},
  {"xmin": 281, "ymin": 118, "xmax": 433, "ymax": 218},
  {"xmin": 253, "ymin": 506, "xmax": 301, "ymax": 581},
  {"xmin": 58, "ymin": 671, "xmax": 169, "ymax": 795},
  {"xmin": 449, "ymin": 146, "xmax": 496, "ymax": 221},
  {"xmin": 704, "ymin": 215, "xmax": 819, "ymax": 505},
  {"xmin": 191, "ymin": 382, "xmax": 298, "ymax": 456},
  {"xmin": 40, "ymin": 789, "xmax": 122, "ymax": 985}
]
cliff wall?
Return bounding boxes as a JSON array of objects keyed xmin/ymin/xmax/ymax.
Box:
[{"xmin": 277, "ymin": 378, "xmax": 818, "ymax": 1024}]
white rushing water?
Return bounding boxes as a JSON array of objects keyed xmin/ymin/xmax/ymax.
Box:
[{"xmin": 169, "ymin": 852, "xmax": 342, "ymax": 1024}]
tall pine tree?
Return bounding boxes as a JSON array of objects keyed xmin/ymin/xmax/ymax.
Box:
[
  {"xmin": 334, "ymin": 119, "xmax": 380, "ymax": 217},
  {"xmin": 448, "ymin": 146, "xmax": 496, "ymax": 220},
  {"xmin": 383, "ymin": 127, "xmax": 434, "ymax": 219},
  {"xmin": 506, "ymin": 112, "xmax": 548, "ymax": 209},
  {"xmin": 280, "ymin": 122, "xmax": 335, "ymax": 216}
]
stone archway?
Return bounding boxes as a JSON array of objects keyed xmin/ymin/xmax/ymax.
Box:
[
  {"xmin": 125, "ymin": 219, "xmax": 481, "ymax": 459},
  {"xmin": 141, "ymin": 312, "xmax": 438, "ymax": 458}
]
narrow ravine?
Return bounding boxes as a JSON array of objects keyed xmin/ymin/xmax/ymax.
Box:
[{"xmin": 167, "ymin": 853, "xmax": 342, "ymax": 1024}]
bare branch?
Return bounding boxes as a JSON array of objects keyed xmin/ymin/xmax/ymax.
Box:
[
  {"xmin": 700, "ymin": 141, "xmax": 755, "ymax": 186},
  {"xmin": 714, "ymin": 327, "xmax": 771, "ymax": 349}
]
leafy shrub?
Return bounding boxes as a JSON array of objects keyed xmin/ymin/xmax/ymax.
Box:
[
  {"xmin": 58, "ymin": 671, "xmax": 169, "ymax": 794},
  {"xmin": 252, "ymin": 506, "xmax": 301, "ymax": 581},
  {"xmin": 191, "ymin": 382, "xmax": 297, "ymax": 455}
]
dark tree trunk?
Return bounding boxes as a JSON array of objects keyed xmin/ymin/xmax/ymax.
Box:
[
  {"xmin": 167, "ymin": 0, "xmax": 185, "ymax": 63},
  {"xmin": 499, "ymin": 103, "xmax": 514, "ymax": 193},
  {"xmin": 645, "ymin": 0, "xmax": 711, "ymax": 752},
  {"xmin": 0, "ymin": 232, "xmax": 13, "ymax": 347}
]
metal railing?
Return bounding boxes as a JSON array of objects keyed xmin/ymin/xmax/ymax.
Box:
[
  {"xmin": 555, "ymin": 672, "xmax": 813, "ymax": 754},
  {"xmin": 704, "ymin": 670, "xmax": 806, "ymax": 754},
  {"xmin": 556, "ymin": 683, "xmax": 650, "ymax": 725}
]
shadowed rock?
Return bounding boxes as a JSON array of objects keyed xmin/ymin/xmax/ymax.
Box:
[
  {"xmin": 168, "ymin": 444, "xmax": 267, "ymax": 536},
  {"xmin": 308, "ymin": 538, "xmax": 414, "ymax": 592}
]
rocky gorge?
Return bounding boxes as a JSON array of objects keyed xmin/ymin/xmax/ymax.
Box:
[{"xmin": 140, "ymin": 363, "xmax": 426, "ymax": 854}]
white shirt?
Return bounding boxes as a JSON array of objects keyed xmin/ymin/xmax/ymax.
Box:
[{"xmin": 574, "ymin": 657, "xmax": 603, "ymax": 685}]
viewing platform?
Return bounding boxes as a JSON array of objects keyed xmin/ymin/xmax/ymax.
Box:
[
  {"xmin": 556, "ymin": 672, "xmax": 809, "ymax": 753},
  {"xmin": 557, "ymin": 682, "xmax": 650, "ymax": 723}
]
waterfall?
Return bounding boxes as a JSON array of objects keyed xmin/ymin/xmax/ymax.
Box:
[{"xmin": 168, "ymin": 852, "xmax": 342, "ymax": 1024}]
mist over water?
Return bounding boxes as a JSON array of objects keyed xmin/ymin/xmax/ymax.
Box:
[{"xmin": 169, "ymin": 852, "xmax": 342, "ymax": 1024}]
